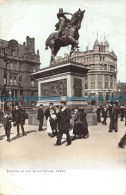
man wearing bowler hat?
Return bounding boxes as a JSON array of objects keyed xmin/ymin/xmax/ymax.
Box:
[{"xmin": 56, "ymin": 100, "xmax": 72, "ymax": 146}]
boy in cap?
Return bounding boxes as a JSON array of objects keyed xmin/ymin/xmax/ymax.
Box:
[{"xmin": 2, "ymin": 110, "xmax": 12, "ymax": 142}]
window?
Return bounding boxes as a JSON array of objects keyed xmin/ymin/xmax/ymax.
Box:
[
  {"xmin": 98, "ymin": 82, "xmax": 102, "ymax": 89},
  {"xmin": 85, "ymin": 75, "xmax": 88, "ymax": 81},
  {"xmin": 98, "ymin": 75, "xmax": 102, "ymax": 80},
  {"xmin": 110, "ymin": 65, "xmax": 113, "ymax": 71},
  {"xmin": 106, "ymin": 92, "xmax": 109, "ymax": 101},
  {"xmin": 10, "ymin": 77, "xmax": 13, "ymax": 85},
  {"xmin": 85, "ymin": 83, "xmax": 88, "ymax": 89},
  {"xmin": 105, "ymin": 75, "xmax": 109, "ymax": 80},
  {"xmin": 110, "ymin": 76, "xmax": 113, "ymax": 81},
  {"xmin": 91, "ymin": 65, "xmax": 95, "ymax": 69},
  {"xmin": 99, "ymin": 92, "xmax": 103, "ymax": 97},
  {"xmin": 105, "ymin": 82, "xmax": 109, "ymax": 89},
  {"xmin": 12, "ymin": 50, "xmax": 16, "ymax": 56},
  {"xmin": 91, "ymin": 83, "xmax": 95, "ymax": 89},
  {"xmin": 110, "ymin": 82, "xmax": 113, "ymax": 89},
  {"xmin": 31, "ymin": 80, "xmax": 35, "ymax": 87},
  {"xmin": 99, "ymin": 64, "xmax": 102, "ymax": 69},
  {"xmin": 15, "ymin": 91, "xmax": 17, "ymax": 96},
  {"xmin": 88, "ymin": 57, "xmax": 91, "ymax": 62},
  {"xmin": 91, "ymin": 75, "xmax": 95, "ymax": 81},
  {"xmin": 10, "ymin": 63, "xmax": 13, "ymax": 69},
  {"xmin": 4, "ymin": 78, "xmax": 6, "ymax": 85},
  {"xmin": 104, "ymin": 64, "xmax": 107, "ymax": 70},
  {"xmin": 14, "ymin": 77, "xmax": 17, "ymax": 85}
]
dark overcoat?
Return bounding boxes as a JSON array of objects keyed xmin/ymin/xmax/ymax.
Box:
[
  {"xmin": 59, "ymin": 107, "xmax": 72, "ymax": 132},
  {"xmin": 37, "ymin": 108, "xmax": 44, "ymax": 121}
]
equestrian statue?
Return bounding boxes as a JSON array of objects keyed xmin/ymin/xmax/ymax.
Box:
[{"xmin": 45, "ymin": 8, "xmax": 85, "ymax": 65}]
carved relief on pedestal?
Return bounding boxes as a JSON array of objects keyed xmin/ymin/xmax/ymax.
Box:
[
  {"xmin": 74, "ymin": 78, "xmax": 82, "ymax": 97},
  {"xmin": 41, "ymin": 79, "xmax": 67, "ymax": 97}
]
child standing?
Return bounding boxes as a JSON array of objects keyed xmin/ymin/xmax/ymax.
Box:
[{"xmin": 2, "ymin": 111, "xmax": 12, "ymax": 142}]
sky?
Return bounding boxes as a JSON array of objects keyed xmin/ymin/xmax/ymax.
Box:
[{"xmin": 0, "ymin": 0, "xmax": 126, "ymax": 82}]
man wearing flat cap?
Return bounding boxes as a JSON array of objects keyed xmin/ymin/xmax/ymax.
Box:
[{"xmin": 56, "ymin": 100, "xmax": 72, "ymax": 146}]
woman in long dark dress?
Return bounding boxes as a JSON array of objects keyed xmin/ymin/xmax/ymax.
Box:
[
  {"xmin": 80, "ymin": 107, "xmax": 89, "ymax": 138},
  {"xmin": 73, "ymin": 107, "xmax": 89, "ymax": 139},
  {"xmin": 73, "ymin": 107, "xmax": 82, "ymax": 139}
]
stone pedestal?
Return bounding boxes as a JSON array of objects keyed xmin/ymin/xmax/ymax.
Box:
[
  {"xmin": 31, "ymin": 60, "xmax": 89, "ymax": 107},
  {"xmin": 30, "ymin": 60, "xmax": 97, "ymax": 126}
]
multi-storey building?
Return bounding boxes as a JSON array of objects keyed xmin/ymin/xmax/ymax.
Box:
[
  {"xmin": 55, "ymin": 40, "xmax": 117, "ymax": 103},
  {"xmin": 0, "ymin": 36, "xmax": 40, "ymax": 109}
]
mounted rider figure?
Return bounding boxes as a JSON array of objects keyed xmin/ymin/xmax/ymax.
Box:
[{"xmin": 55, "ymin": 8, "xmax": 73, "ymax": 39}]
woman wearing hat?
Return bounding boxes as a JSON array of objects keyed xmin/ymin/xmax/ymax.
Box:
[{"xmin": 73, "ymin": 107, "xmax": 89, "ymax": 139}]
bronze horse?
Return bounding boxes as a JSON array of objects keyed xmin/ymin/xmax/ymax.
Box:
[{"xmin": 45, "ymin": 9, "xmax": 85, "ymax": 65}]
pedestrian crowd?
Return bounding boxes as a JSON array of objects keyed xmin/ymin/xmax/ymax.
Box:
[
  {"xmin": 0, "ymin": 101, "xmax": 126, "ymax": 148},
  {"xmin": 0, "ymin": 104, "xmax": 28, "ymax": 142},
  {"xmin": 96, "ymin": 103, "xmax": 126, "ymax": 148},
  {"xmin": 37, "ymin": 101, "xmax": 89, "ymax": 146}
]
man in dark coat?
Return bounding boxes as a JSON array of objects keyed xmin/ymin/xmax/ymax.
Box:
[
  {"xmin": 108, "ymin": 103, "xmax": 120, "ymax": 132},
  {"xmin": 0, "ymin": 109, "xmax": 4, "ymax": 123},
  {"xmin": 96, "ymin": 106, "xmax": 101, "ymax": 123},
  {"xmin": 37, "ymin": 104, "xmax": 44, "ymax": 131},
  {"xmin": 56, "ymin": 100, "xmax": 72, "ymax": 146},
  {"xmin": 102, "ymin": 105, "xmax": 108, "ymax": 125},
  {"xmin": 80, "ymin": 107, "xmax": 89, "ymax": 138},
  {"xmin": 12, "ymin": 105, "xmax": 28, "ymax": 136},
  {"xmin": 108, "ymin": 104, "xmax": 112, "ymax": 117}
]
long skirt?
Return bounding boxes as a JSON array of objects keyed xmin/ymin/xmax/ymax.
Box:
[
  {"xmin": 73, "ymin": 123, "xmax": 89, "ymax": 136},
  {"xmin": 46, "ymin": 117, "xmax": 52, "ymax": 133},
  {"xmin": 73, "ymin": 123, "xmax": 83, "ymax": 136}
]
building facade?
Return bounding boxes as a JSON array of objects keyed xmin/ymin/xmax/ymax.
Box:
[
  {"xmin": 0, "ymin": 36, "xmax": 40, "ymax": 109},
  {"xmin": 55, "ymin": 40, "xmax": 117, "ymax": 103},
  {"xmin": 116, "ymin": 82, "xmax": 126, "ymax": 104}
]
